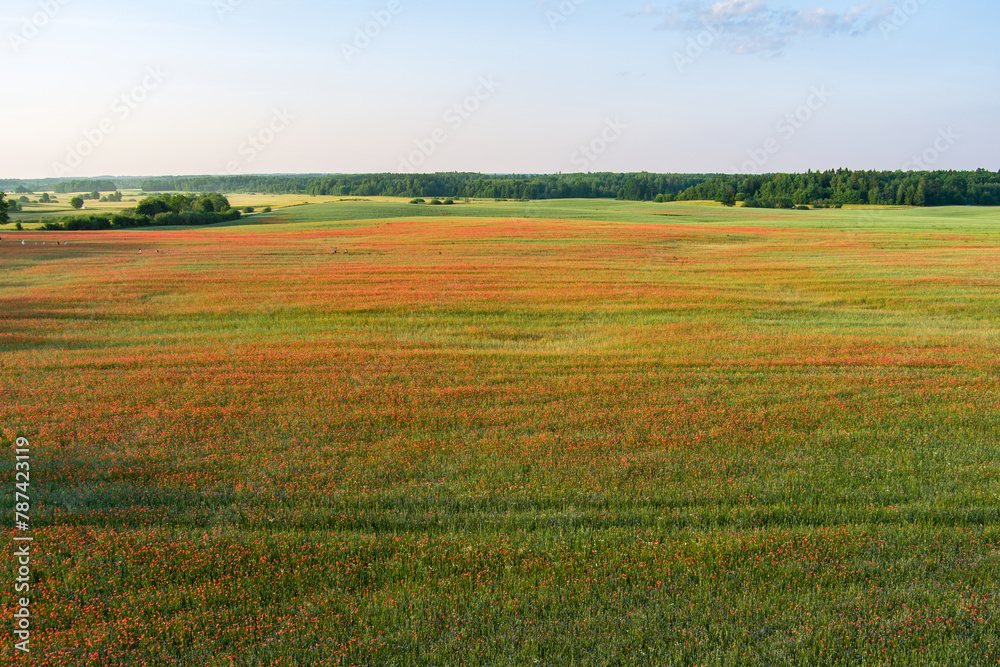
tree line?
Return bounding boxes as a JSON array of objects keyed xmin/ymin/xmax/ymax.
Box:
[
  {"xmin": 1, "ymin": 177, "xmax": 147, "ymax": 192},
  {"xmin": 141, "ymin": 173, "xmax": 716, "ymax": 200},
  {"xmin": 661, "ymin": 170, "xmax": 1000, "ymax": 208},
  {"xmin": 5, "ymin": 170, "xmax": 999, "ymax": 219},
  {"xmin": 140, "ymin": 170, "xmax": 1000, "ymax": 208},
  {"xmin": 53, "ymin": 179, "xmax": 119, "ymax": 194}
]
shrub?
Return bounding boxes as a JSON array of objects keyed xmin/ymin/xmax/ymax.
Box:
[
  {"xmin": 136, "ymin": 198, "xmax": 170, "ymax": 216},
  {"xmin": 429, "ymin": 199, "xmax": 443, "ymax": 205},
  {"xmin": 112, "ymin": 214, "xmax": 143, "ymax": 228},
  {"xmin": 410, "ymin": 198, "xmax": 426, "ymax": 204},
  {"xmin": 153, "ymin": 212, "xmax": 183, "ymax": 226}
]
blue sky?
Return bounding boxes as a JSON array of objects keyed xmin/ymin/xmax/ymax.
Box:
[{"xmin": 2, "ymin": 0, "xmax": 997, "ymax": 178}]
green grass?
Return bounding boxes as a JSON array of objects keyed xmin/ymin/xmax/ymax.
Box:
[
  {"xmin": 258, "ymin": 197, "xmax": 1000, "ymax": 233},
  {"xmin": 1, "ymin": 201, "xmax": 999, "ymax": 666}
]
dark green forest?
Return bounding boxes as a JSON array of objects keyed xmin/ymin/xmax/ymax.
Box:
[
  {"xmin": 0, "ymin": 177, "xmax": 146, "ymax": 192},
  {"xmin": 139, "ymin": 170, "xmax": 1000, "ymax": 208},
  {"xmin": 52, "ymin": 179, "xmax": 119, "ymax": 194}
]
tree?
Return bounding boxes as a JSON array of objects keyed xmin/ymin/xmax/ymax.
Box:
[
  {"xmin": 39, "ymin": 193, "xmax": 51, "ymax": 204},
  {"xmin": 15, "ymin": 185, "xmax": 29, "ymax": 194},
  {"xmin": 70, "ymin": 196, "xmax": 84, "ymax": 210},
  {"xmin": 135, "ymin": 197, "xmax": 170, "ymax": 216},
  {"xmin": 199, "ymin": 192, "xmax": 231, "ymax": 212},
  {"xmin": 719, "ymin": 186, "xmax": 737, "ymax": 207},
  {"xmin": 89, "ymin": 190, "xmax": 100, "ymax": 200},
  {"xmin": 53, "ymin": 180, "xmax": 117, "ymax": 194},
  {"xmin": 119, "ymin": 170, "xmax": 1000, "ymax": 209},
  {"xmin": 0, "ymin": 192, "xmax": 9, "ymax": 225}
]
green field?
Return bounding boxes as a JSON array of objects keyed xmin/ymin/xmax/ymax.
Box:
[{"xmin": 2, "ymin": 201, "xmax": 999, "ymax": 665}]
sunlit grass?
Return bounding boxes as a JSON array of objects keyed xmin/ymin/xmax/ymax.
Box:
[{"xmin": 1, "ymin": 203, "xmax": 999, "ymax": 665}]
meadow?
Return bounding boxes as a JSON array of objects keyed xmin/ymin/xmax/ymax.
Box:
[{"xmin": 1, "ymin": 200, "xmax": 999, "ymax": 665}]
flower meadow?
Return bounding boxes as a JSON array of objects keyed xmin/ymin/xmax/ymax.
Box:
[{"xmin": 1, "ymin": 204, "xmax": 999, "ymax": 666}]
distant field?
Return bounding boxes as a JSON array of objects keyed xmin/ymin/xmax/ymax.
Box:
[
  {"xmin": 4, "ymin": 189, "xmax": 146, "ymax": 221},
  {"xmin": 261, "ymin": 197, "xmax": 1000, "ymax": 233},
  {"xmin": 5, "ymin": 190, "xmax": 350, "ymax": 225},
  {"xmin": 5, "ymin": 190, "xmax": 944, "ymax": 229},
  {"xmin": 2, "ymin": 201, "xmax": 999, "ymax": 665}
]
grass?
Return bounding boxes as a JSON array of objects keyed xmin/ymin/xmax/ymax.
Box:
[{"xmin": 1, "ymin": 201, "xmax": 999, "ymax": 665}]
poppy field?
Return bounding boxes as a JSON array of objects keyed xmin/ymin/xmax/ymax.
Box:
[{"xmin": 2, "ymin": 201, "xmax": 999, "ymax": 665}]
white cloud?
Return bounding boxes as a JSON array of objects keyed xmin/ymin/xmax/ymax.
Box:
[
  {"xmin": 644, "ymin": 1, "xmax": 895, "ymax": 55},
  {"xmin": 708, "ymin": 0, "xmax": 766, "ymax": 20},
  {"xmin": 625, "ymin": 4, "xmax": 662, "ymax": 18}
]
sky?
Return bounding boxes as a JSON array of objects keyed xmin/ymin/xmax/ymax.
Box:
[{"xmin": 1, "ymin": 0, "xmax": 998, "ymax": 178}]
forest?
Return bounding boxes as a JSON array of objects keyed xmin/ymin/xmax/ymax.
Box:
[
  {"xmin": 4, "ymin": 170, "xmax": 999, "ymax": 211},
  {"xmin": 52, "ymin": 179, "xmax": 119, "ymax": 194},
  {"xmin": 139, "ymin": 170, "xmax": 1000, "ymax": 208}
]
